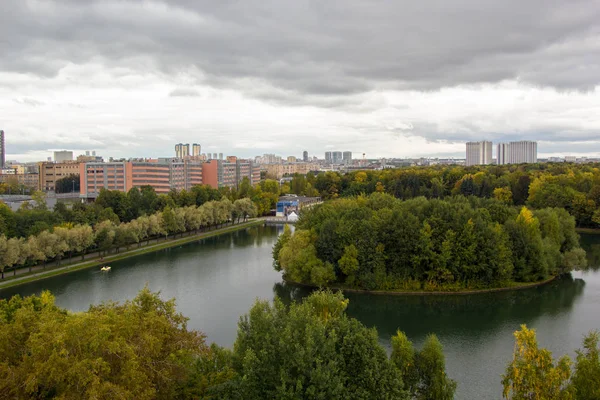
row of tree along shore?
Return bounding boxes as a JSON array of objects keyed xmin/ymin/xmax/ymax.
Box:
[
  {"xmin": 0, "ymin": 196, "xmax": 257, "ymax": 279},
  {"xmin": 274, "ymin": 193, "xmax": 588, "ymax": 291},
  {"xmin": 0, "ymin": 288, "xmax": 597, "ymax": 399},
  {"xmin": 0, "ymin": 178, "xmax": 289, "ymax": 279}
]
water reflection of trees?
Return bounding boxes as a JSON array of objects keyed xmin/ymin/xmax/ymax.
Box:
[
  {"xmin": 273, "ymin": 274, "xmax": 586, "ymax": 340},
  {"xmin": 579, "ymin": 233, "xmax": 600, "ymax": 272}
]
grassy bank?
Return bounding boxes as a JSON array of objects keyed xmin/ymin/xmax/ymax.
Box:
[
  {"xmin": 282, "ymin": 275, "xmax": 558, "ymax": 296},
  {"xmin": 0, "ymin": 220, "xmax": 264, "ymax": 290}
]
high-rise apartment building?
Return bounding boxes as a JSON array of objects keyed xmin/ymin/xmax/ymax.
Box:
[
  {"xmin": 496, "ymin": 141, "xmax": 537, "ymax": 165},
  {"xmin": 0, "ymin": 130, "xmax": 5, "ymax": 168},
  {"xmin": 175, "ymin": 143, "xmax": 190, "ymax": 158},
  {"xmin": 202, "ymin": 159, "xmax": 261, "ymax": 189},
  {"xmin": 325, "ymin": 152, "xmax": 332, "ymax": 164},
  {"xmin": 332, "ymin": 151, "xmax": 343, "ymax": 164},
  {"xmin": 497, "ymin": 143, "xmax": 509, "ymax": 165},
  {"xmin": 192, "ymin": 143, "xmax": 201, "ymax": 157},
  {"xmin": 303, "ymin": 151, "xmax": 308, "ymax": 162},
  {"xmin": 465, "ymin": 141, "xmax": 492, "ymax": 166},
  {"xmin": 343, "ymin": 151, "xmax": 352, "ymax": 164}
]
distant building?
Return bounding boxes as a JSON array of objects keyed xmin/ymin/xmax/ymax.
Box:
[
  {"xmin": 332, "ymin": 151, "xmax": 343, "ymax": 164},
  {"xmin": 0, "ymin": 130, "xmax": 4, "ymax": 168},
  {"xmin": 343, "ymin": 151, "xmax": 352, "ymax": 164},
  {"xmin": 497, "ymin": 143, "xmax": 509, "ymax": 165},
  {"xmin": 325, "ymin": 152, "xmax": 333, "ymax": 164},
  {"xmin": 175, "ymin": 143, "xmax": 190, "ymax": 158},
  {"xmin": 39, "ymin": 162, "xmax": 80, "ymax": 192},
  {"xmin": 53, "ymin": 150, "xmax": 74, "ymax": 163},
  {"xmin": 496, "ymin": 141, "xmax": 537, "ymax": 165},
  {"xmin": 80, "ymin": 158, "xmax": 203, "ymax": 199},
  {"xmin": 303, "ymin": 150, "xmax": 308, "ymax": 162},
  {"xmin": 565, "ymin": 156, "xmax": 577, "ymax": 163},
  {"xmin": 465, "ymin": 141, "xmax": 492, "ymax": 166},
  {"xmin": 265, "ymin": 162, "xmax": 320, "ymax": 179},
  {"xmin": 287, "ymin": 156, "xmax": 297, "ymax": 163},
  {"xmin": 192, "ymin": 143, "xmax": 201, "ymax": 157},
  {"xmin": 201, "ymin": 159, "xmax": 261, "ymax": 190}
]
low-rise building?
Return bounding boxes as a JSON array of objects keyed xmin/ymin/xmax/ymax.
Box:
[
  {"xmin": 80, "ymin": 158, "xmax": 204, "ymax": 199},
  {"xmin": 276, "ymin": 195, "xmax": 322, "ymax": 217},
  {"xmin": 39, "ymin": 162, "xmax": 80, "ymax": 192}
]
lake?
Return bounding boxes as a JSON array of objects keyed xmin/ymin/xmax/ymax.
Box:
[{"xmin": 1, "ymin": 224, "xmax": 599, "ymax": 399}]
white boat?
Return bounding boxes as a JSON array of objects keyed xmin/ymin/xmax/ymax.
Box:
[{"xmin": 100, "ymin": 266, "xmax": 111, "ymax": 272}]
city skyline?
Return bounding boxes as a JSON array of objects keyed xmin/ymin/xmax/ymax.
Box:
[{"xmin": 2, "ymin": 2, "xmax": 600, "ymax": 162}]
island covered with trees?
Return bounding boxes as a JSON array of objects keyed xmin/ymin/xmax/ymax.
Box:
[{"xmin": 274, "ymin": 193, "xmax": 587, "ymax": 291}]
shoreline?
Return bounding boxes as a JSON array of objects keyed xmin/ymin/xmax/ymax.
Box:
[
  {"xmin": 576, "ymin": 227, "xmax": 600, "ymax": 235},
  {"xmin": 0, "ymin": 220, "xmax": 264, "ymax": 291},
  {"xmin": 282, "ymin": 275, "xmax": 558, "ymax": 296}
]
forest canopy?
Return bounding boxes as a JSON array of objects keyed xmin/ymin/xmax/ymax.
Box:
[{"xmin": 274, "ymin": 194, "xmax": 587, "ymax": 291}]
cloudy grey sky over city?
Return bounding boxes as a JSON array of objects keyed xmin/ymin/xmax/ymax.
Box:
[{"xmin": 1, "ymin": 0, "xmax": 600, "ymax": 161}]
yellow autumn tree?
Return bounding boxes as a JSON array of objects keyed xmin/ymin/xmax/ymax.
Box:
[{"xmin": 502, "ymin": 325, "xmax": 574, "ymax": 399}]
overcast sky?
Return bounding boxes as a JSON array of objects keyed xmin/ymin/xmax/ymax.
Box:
[{"xmin": 2, "ymin": 0, "xmax": 600, "ymax": 162}]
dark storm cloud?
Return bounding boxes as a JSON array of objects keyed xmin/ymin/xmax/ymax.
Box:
[{"xmin": 2, "ymin": 0, "xmax": 600, "ymax": 99}]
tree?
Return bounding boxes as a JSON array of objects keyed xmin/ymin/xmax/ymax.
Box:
[
  {"xmin": 572, "ymin": 331, "xmax": 600, "ymax": 400},
  {"xmin": 225, "ymin": 290, "xmax": 408, "ymax": 399},
  {"xmin": 338, "ymin": 244, "xmax": 359, "ymax": 284},
  {"xmin": 502, "ymin": 325, "xmax": 574, "ymax": 399},
  {"xmin": 414, "ymin": 334, "xmax": 456, "ymax": 400},
  {"xmin": 94, "ymin": 220, "xmax": 116, "ymax": 256},
  {"xmin": 0, "ymin": 288, "xmax": 207, "ymax": 399},
  {"xmin": 494, "ymin": 187, "xmax": 513, "ymax": 205},
  {"xmin": 233, "ymin": 198, "xmax": 257, "ymax": 223},
  {"xmin": 31, "ymin": 191, "xmax": 47, "ymax": 210},
  {"xmin": 54, "ymin": 174, "xmax": 80, "ymax": 194}
]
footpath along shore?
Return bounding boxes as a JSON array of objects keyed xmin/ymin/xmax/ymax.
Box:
[{"xmin": 0, "ymin": 219, "xmax": 264, "ymax": 290}]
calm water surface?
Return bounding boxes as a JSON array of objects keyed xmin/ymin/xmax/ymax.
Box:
[{"xmin": 1, "ymin": 225, "xmax": 599, "ymax": 400}]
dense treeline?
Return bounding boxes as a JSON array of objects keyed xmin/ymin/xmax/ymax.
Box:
[
  {"xmin": 0, "ymin": 178, "xmax": 285, "ymax": 277},
  {"xmin": 285, "ymin": 163, "xmax": 600, "ymax": 228},
  {"xmin": 0, "ymin": 179, "xmax": 280, "ymax": 239},
  {"xmin": 0, "ymin": 197, "xmax": 256, "ymax": 279},
  {"xmin": 274, "ymin": 194, "xmax": 587, "ymax": 290},
  {"xmin": 1, "ymin": 289, "xmax": 597, "ymax": 399},
  {"xmin": 0, "ymin": 289, "xmax": 456, "ymax": 400}
]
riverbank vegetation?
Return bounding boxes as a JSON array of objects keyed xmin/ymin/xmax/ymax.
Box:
[
  {"xmin": 0, "ymin": 178, "xmax": 287, "ymax": 278},
  {"xmin": 284, "ymin": 163, "xmax": 600, "ymax": 228},
  {"xmin": 1, "ymin": 289, "xmax": 597, "ymax": 399},
  {"xmin": 274, "ymin": 194, "xmax": 587, "ymax": 291},
  {"xmin": 0, "ymin": 196, "xmax": 257, "ymax": 279},
  {"xmin": 0, "ymin": 289, "xmax": 455, "ymax": 399}
]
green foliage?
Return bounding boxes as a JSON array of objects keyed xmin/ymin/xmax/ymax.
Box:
[
  {"xmin": 54, "ymin": 174, "xmax": 80, "ymax": 194},
  {"xmin": 0, "ymin": 288, "xmax": 207, "ymax": 399},
  {"xmin": 286, "ymin": 163, "xmax": 600, "ymax": 228},
  {"xmin": 272, "ymin": 224, "xmax": 291, "ymax": 271},
  {"xmin": 572, "ymin": 331, "xmax": 600, "ymax": 400},
  {"xmin": 275, "ymin": 194, "xmax": 584, "ymax": 290},
  {"xmin": 225, "ymin": 290, "xmax": 408, "ymax": 399},
  {"xmin": 502, "ymin": 325, "xmax": 575, "ymax": 399}
]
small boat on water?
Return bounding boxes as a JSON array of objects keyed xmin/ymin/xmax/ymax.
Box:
[{"xmin": 100, "ymin": 266, "xmax": 111, "ymax": 272}]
